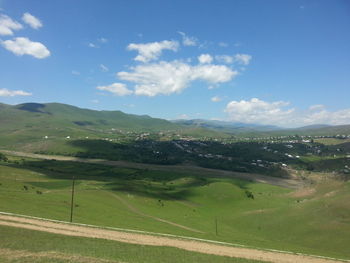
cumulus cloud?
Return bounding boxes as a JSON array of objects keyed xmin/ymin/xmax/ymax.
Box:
[
  {"xmin": 178, "ymin": 31, "xmax": 197, "ymax": 46},
  {"xmin": 225, "ymin": 98, "xmax": 293, "ymax": 125},
  {"xmin": 22, "ymin": 12, "xmax": 42, "ymax": 29},
  {"xmin": 1, "ymin": 37, "xmax": 50, "ymax": 58},
  {"xmin": 211, "ymin": 96, "xmax": 222, "ymax": 102},
  {"xmin": 225, "ymin": 98, "xmax": 350, "ymax": 127},
  {"xmin": 215, "ymin": 53, "xmax": 252, "ymax": 65},
  {"xmin": 0, "ymin": 88, "xmax": 32, "ymax": 97},
  {"xmin": 301, "ymin": 108, "xmax": 350, "ymax": 126},
  {"xmin": 234, "ymin": 54, "xmax": 252, "ymax": 65},
  {"xmin": 127, "ymin": 40, "xmax": 179, "ymax": 62},
  {"xmin": 198, "ymin": 54, "xmax": 213, "ymax": 64},
  {"xmin": 0, "ymin": 14, "xmax": 23, "ymax": 35},
  {"xmin": 117, "ymin": 61, "xmax": 237, "ymax": 96},
  {"xmin": 96, "ymin": 83, "xmax": 133, "ymax": 96}
]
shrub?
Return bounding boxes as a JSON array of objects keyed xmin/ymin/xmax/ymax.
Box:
[{"xmin": 245, "ymin": 190, "xmax": 254, "ymax": 199}]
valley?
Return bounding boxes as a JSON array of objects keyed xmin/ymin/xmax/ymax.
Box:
[{"xmin": 0, "ymin": 103, "xmax": 349, "ymax": 262}]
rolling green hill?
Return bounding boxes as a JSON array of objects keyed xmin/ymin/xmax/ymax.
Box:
[
  {"xmin": 0, "ymin": 155, "xmax": 349, "ymax": 260},
  {"xmin": 0, "ymin": 102, "xmax": 179, "ymax": 133},
  {"xmin": 0, "ymin": 102, "xmax": 230, "ymax": 152}
]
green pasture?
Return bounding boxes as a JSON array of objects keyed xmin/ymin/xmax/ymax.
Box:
[
  {"xmin": 0, "ymin": 225, "xmax": 262, "ymax": 263},
  {"xmin": 315, "ymin": 138, "xmax": 350, "ymax": 145},
  {"xmin": 0, "ymin": 157, "xmax": 349, "ymax": 260}
]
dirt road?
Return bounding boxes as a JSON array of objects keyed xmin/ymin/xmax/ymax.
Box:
[
  {"xmin": 0, "ymin": 150, "xmax": 302, "ymax": 189},
  {"xmin": 0, "ymin": 213, "xmax": 345, "ymax": 263}
]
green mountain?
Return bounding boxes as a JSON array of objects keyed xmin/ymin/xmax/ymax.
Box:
[
  {"xmin": 0, "ymin": 102, "xmax": 230, "ymax": 152},
  {"xmin": 0, "ymin": 102, "xmax": 180, "ymax": 149},
  {"xmin": 173, "ymin": 119, "xmax": 282, "ymax": 133},
  {"xmin": 2, "ymin": 102, "xmax": 177, "ymax": 131},
  {"xmin": 1, "ymin": 102, "xmax": 349, "ymax": 152}
]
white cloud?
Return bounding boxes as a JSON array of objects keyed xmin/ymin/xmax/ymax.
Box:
[
  {"xmin": 1, "ymin": 37, "xmax": 50, "ymax": 58},
  {"xmin": 127, "ymin": 40, "xmax": 179, "ymax": 62},
  {"xmin": 22, "ymin": 12, "xmax": 42, "ymax": 29},
  {"xmin": 96, "ymin": 83, "xmax": 133, "ymax": 96},
  {"xmin": 215, "ymin": 54, "xmax": 252, "ymax": 65},
  {"xmin": 178, "ymin": 31, "xmax": 197, "ymax": 46},
  {"xmin": 309, "ymin": 104, "xmax": 325, "ymax": 111},
  {"xmin": 0, "ymin": 14, "xmax": 23, "ymax": 35},
  {"xmin": 225, "ymin": 98, "xmax": 350, "ymax": 127},
  {"xmin": 211, "ymin": 96, "xmax": 222, "ymax": 102},
  {"xmin": 301, "ymin": 108, "xmax": 350, "ymax": 126},
  {"xmin": 225, "ymin": 98, "xmax": 294, "ymax": 125},
  {"xmin": 198, "ymin": 54, "xmax": 213, "ymax": 64},
  {"xmin": 117, "ymin": 61, "xmax": 237, "ymax": 96},
  {"xmin": 88, "ymin": 43, "xmax": 97, "ymax": 48},
  {"xmin": 215, "ymin": 55, "xmax": 234, "ymax": 64},
  {"xmin": 100, "ymin": 64, "xmax": 109, "ymax": 72},
  {"xmin": 234, "ymin": 54, "xmax": 252, "ymax": 65},
  {"xmin": 0, "ymin": 88, "xmax": 32, "ymax": 97},
  {"xmin": 91, "ymin": 99, "xmax": 99, "ymax": 104}
]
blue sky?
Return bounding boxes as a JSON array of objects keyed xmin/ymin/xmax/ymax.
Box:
[{"xmin": 0, "ymin": 0, "xmax": 349, "ymax": 127}]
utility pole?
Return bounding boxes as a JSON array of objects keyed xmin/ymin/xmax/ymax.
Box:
[{"xmin": 70, "ymin": 176, "xmax": 75, "ymax": 223}]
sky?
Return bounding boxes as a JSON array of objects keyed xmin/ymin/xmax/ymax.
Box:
[{"xmin": 0, "ymin": 0, "xmax": 349, "ymax": 127}]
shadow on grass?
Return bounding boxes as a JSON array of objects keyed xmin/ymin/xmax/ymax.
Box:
[
  {"xmin": 64, "ymin": 139, "xmax": 293, "ymax": 178},
  {"xmin": 3, "ymin": 157, "xmax": 253, "ymax": 201}
]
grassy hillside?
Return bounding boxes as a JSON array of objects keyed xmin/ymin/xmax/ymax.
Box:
[
  {"xmin": 0, "ymin": 102, "xmax": 230, "ymax": 152},
  {"xmin": 0, "ymin": 226, "xmax": 260, "ymax": 263},
  {"xmin": 0, "ymin": 102, "xmax": 179, "ymax": 132},
  {"xmin": 0, "ymin": 155, "xmax": 349, "ymax": 260},
  {"xmin": 172, "ymin": 119, "xmax": 282, "ymax": 134}
]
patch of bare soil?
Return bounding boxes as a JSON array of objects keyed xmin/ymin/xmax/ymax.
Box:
[
  {"xmin": 0, "ymin": 214, "xmax": 345, "ymax": 263},
  {"xmin": 0, "ymin": 248, "xmax": 121, "ymax": 263},
  {"xmin": 289, "ymin": 187, "xmax": 316, "ymax": 198},
  {"xmin": 242, "ymin": 209, "xmax": 275, "ymax": 215}
]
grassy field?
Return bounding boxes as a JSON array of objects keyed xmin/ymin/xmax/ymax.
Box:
[
  {"xmin": 0, "ymin": 225, "xmax": 262, "ymax": 263},
  {"xmin": 314, "ymin": 138, "xmax": 350, "ymax": 145},
  {"xmin": 0, "ymin": 156, "xmax": 349, "ymax": 260}
]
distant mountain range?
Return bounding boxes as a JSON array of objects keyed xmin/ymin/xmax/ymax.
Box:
[
  {"xmin": 0, "ymin": 102, "xmax": 349, "ymax": 143},
  {"xmin": 172, "ymin": 119, "xmax": 283, "ymax": 133}
]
